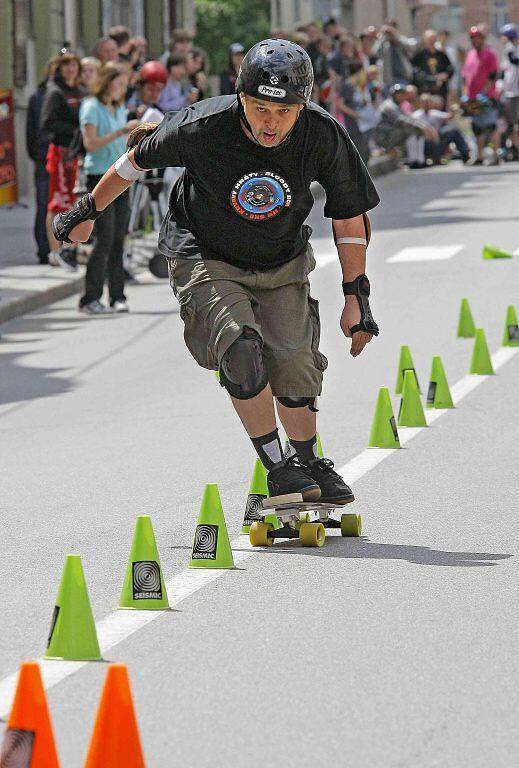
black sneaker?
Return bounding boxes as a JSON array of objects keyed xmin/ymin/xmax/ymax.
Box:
[
  {"xmin": 302, "ymin": 458, "xmax": 354, "ymax": 505},
  {"xmin": 267, "ymin": 456, "xmax": 321, "ymax": 502}
]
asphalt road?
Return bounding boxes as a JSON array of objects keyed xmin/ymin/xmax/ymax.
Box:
[{"xmin": 1, "ymin": 163, "xmax": 518, "ymax": 767}]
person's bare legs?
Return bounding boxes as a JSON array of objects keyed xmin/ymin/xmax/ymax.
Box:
[
  {"xmin": 230, "ymin": 387, "xmax": 317, "ymax": 441},
  {"xmin": 46, "ymin": 211, "xmax": 60, "ymax": 254},
  {"xmin": 275, "ymin": 399, "xmax": 316, "ymax": 441},
  {"xmin": 230, "ymin": 383, "xmax": 277, "ymax": 437}
]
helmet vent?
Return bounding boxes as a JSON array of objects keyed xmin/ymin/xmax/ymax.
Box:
[
  {"xmin": 281, "ymin": 75, "xmax": 289, "ymax": 83},
  {"xmin": 287, "ymin": 52, "xmax": 293, "ymax": 59},
  {"xmin": 267, "ymin": 49, "xmax": 274, "ymax": 54},
  {"xmin": 262, "ymin": 70, "xmax": 270, "ymax": 79}
]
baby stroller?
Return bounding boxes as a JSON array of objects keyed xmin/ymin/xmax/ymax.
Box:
[{"xmin": 124, "ymin": 167, "xmax": 172, "ymax": 279}]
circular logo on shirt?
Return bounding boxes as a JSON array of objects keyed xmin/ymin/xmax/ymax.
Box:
[{"xmin": 230, "ymin": 171, "xmax": 292, "ymax": 221}]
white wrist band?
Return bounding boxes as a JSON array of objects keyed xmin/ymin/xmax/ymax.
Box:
[
  {"xmin": 336, "ymin": 237, "xmax": 368, "ymax": 246},
  {"xmin": 114, "ymin": 151, "xmax": 145, "ymax": 181}
]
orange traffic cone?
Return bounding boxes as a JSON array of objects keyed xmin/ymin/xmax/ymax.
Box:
[
  {"xmin": 84, "ymin": 663, "xmax": 145, "ymax": 767},
  {"xmin": 0, "ymin": 661, "xmax": 59, "ymax": 767}
]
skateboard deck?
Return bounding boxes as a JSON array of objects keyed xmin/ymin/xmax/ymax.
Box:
[{"xmin": 249, "ymin": 493, "xmax": 362, "ymax": 547}]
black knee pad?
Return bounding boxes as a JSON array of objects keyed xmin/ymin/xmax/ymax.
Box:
[
  {"xmin": 219, "ymin": 328, "xmax": 268, "ymax": 400},
  {"xmin": 277, "ymin": 396, "xmax": 318, "ymax": 412}
]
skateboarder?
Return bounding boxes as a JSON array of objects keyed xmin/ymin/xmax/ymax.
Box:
[{"xmin": 53, "ymin": 39, "xmax": 380, "ymax": 505}]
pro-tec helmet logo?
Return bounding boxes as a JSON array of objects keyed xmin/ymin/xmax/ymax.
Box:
[
  {"xmin": 258, "ymin": 84, "xmax": 286, "ymax": 98},
  {"xmin": 230, "ymin": 171, "xmax": 292, "ymax": 221}
]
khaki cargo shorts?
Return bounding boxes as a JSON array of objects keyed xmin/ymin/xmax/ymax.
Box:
[{"xmin": 167, "ymin": 244, "xmax": 328, "ymax": 398}]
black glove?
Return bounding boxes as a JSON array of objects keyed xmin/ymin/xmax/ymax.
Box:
[
  {"xmin": 52, "ymin": 193, "xmax": 104, "ymax": 244},
  {"xmin": 342, "ymin": 274, "xmax": 379, "ymax": 336}
]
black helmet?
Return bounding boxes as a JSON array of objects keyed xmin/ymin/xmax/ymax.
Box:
[{"xmin": 236, "ymin": 39, "xmax": 314, "ymax": 105}]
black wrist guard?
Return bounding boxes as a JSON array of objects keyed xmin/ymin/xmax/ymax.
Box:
[
  {"xmin": 342, "ymin": 274, "xmax": 379, "ymax": 336},
  {"xmin": 52, "ymin": 193, "xmax": 104, "ymax": 244}
]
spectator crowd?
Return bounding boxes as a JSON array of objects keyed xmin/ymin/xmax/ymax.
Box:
[{"xmin": 26, "ymin": 20, "xmax": 519, "ymax": 313}]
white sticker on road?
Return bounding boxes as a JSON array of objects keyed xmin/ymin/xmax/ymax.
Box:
[{"xmin": 387, "ymin": 245, "xmax": 464, "ymax": 263}]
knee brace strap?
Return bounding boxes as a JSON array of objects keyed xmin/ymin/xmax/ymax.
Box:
[
  {"xmin": 219, "ymin": 328, "xmax": 268, "ymax": 400},
  {"xmin": 277, "ymin": 396, "xmax": 318, "ymax": 412}
]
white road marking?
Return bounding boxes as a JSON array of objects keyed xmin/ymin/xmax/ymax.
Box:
[
  {"xmin": 0, "ymin": 345, "xmax": 517, "ymax": 718},
  {"xmin": 387, "ymin": 245, "xmax": 464, "ymax": 263},
  {"xmin": 421, "ymin": 199, "xmax": 453, "ymax": 211},
  {"xmin": 312, "ymin": 239, "xmax": 339, "ymax": 270}
]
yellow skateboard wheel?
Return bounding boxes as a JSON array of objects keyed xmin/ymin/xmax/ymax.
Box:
[
  {"xmin": 249, "ymin": 521, "xmax": 274, "ymax": 547},
  {"xmin": 299, "ymin": 522, "xmax": 326, "ymax": 547},
  {"xmin": 340, "ymin": 513, "xmax": 362, "ymax": 537}
]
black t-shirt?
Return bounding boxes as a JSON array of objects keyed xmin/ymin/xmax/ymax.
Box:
[
  {"xmin": 411, "ymin": 50, "xmax": 453, "ymax": 96},
  {"xmin": 134, "ymin": 95, "xmax": 380, "ymax": 270}
]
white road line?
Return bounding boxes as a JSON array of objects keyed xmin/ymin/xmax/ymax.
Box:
[
  {"xmin": 0, "ymin": 345, "xmax": 517, "ymax": 719},
  {"xmin": 387, "ymin": 245, "xmax": 464, "ymax": 263},
  {"xmin": 421, "ymin": 199, "xmax": 453, "ymax": 211},
  {"xmin": 312, "ymin": 239, "xmax": 339, "ymax": 270}
]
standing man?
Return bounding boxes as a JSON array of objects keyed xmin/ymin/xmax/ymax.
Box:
[
  {"xmin": 500, "ymin": 23, "xmax": 519, "ymax": 161},
  {"xmin": 52, "ymin": 40, "xmax": 380, "ymax": 503},
  {"xmin": 462, "ymin": 25, "xmax": 500, "ymax": 164},
  {"xmin": 411, "ymin": 30, "xmax": 453, "ymax": 104}
]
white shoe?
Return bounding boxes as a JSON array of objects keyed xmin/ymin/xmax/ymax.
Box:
[
  {"xmin": 79, "ymin": 300, "xmax": 111, "ymax": 315},
  {"xmin": 111, "ymin": 300, "xmax": 129, "ymax": 313},
  {"xmin": 48, "ymin": 251, "xmax": 60, "ymax": 267}
]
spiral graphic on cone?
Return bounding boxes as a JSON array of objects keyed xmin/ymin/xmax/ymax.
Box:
[
  {"xmin": 133, "ymin": 561, "xmax": 161, "ymax": 593},
  {"xmin": 194, "ymin": 525, "xmax": 217, "ymax": 553},
  {"xmin": 0, "ymin": 728, "xmax": 34, "ymax": 768},
  {"xmin": 244, "ymin": 494, "xmax": 265, "ymax": 523}
]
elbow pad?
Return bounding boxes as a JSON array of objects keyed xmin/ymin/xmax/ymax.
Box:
[
  {"xmin": 52, "ymin": 193, "xmax": 103, "ymax": 244},
  {"xmin": 114, "ymin": 151, "xmax": 145, "ymax": 181},
  {"xmin": 342, "ymin": 274, "xmax": 379, "ymax": 336}
]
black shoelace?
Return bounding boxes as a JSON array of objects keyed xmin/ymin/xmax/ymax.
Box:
[{"xmin": 311, "ymin": 458, "xmax": 336, "ymax": 473}]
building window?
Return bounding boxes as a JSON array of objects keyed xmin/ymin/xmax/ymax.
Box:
[
  {"xmin": 49, "ymin": 0, "xmax": 66, "ymax": 50},
  {"xmin": 490, "ymin": 1, "xmax": 508, "ymax": 35},
  {"xmin": 12, "ymin": 0, "xmax": 33, "ymax": 88},
  {"xmin": 430, "ymin": 7, "xmax": 465, "ymax": 36}
]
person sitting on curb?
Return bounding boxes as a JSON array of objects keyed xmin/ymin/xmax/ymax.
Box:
[{"xmin": 374, "ymin": 83, "xmax": 438, "ymax": 167}]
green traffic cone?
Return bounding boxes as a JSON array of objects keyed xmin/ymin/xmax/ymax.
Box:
[
  {"xmin": 395, "ymin": 345, "xmax": 420, "ymax": 394},
  {"xmin": 482, "ymin": 244, "xmax": 513, "ymax": 259},
  {"xmin": 457, "ymin": 298, "xmax": 476, "ymax": 338},
  {"xmin": 368, "ymin": 387, "xmax": 400, "ymax": 448},
  {"xmin": 241, "ymin": 459, "xmax": 269, "ymax": 534},
  {"xmin": 189, "ymin": 484, "xmax": 235, "ymax": 569},
  {"xmin": 470, "ymin": 328, "xmax": 495, "ymax": 375},
  {"xmin": 44, "ymin": 555, "xmax": 101, "ymax": 661},
  {"xmin": 502, "ymin": 305, "xmax": 519, "ymax": 347},
  {"xmin": 316, "ymin": 433, "xmax": 324, "ymax": 458},
  {"xmin": 119, "ymin": 516, "xmax": 169, "ymax": 610},
  {"xmin": 398, "ymin": 370, "xmax": 427, "ymax": 427},
  {"xmin": 426, "ymin": 356, "xmax": 454, "ymax": 409}
]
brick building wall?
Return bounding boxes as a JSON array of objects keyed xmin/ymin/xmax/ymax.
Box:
[{"xmin": 414, "ymin": 1, "xmax": 519, "ymax": 37}]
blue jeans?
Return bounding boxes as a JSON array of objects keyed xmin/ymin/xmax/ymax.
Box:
[{"xmin": 425, "ymin": 126, "xmax": 470, "ymax": 162}]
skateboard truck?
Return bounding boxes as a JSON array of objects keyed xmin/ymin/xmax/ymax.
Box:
[{"xmin": 249, "ymin": 493, "xmax": 362, "ymax": 548}]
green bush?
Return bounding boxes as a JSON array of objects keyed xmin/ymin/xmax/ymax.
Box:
[{"xmin": 195, "ymin": 0, "xmax": 270, "ymax": 76}]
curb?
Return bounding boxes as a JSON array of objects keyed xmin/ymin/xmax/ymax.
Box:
[
  {"xmin": 311, "ymin": 154, "xmax": 398, "ymax": 199},
  {"xmin": 0, "ymin": 156, "xmax": 398, "ymax": 327},
  {"xmin": 0, "ymin": 273, "xmax": 84, "ymax": 326}
]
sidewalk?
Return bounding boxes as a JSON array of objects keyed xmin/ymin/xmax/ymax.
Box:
[{"xmin": 0, "ymin": 155, "xmax": 397, "ymax": 325}]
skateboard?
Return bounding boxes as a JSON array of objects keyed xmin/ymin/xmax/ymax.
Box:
[{"xmin": 249, "ymin": 493, "xmax": 362, "ymax": 548}]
